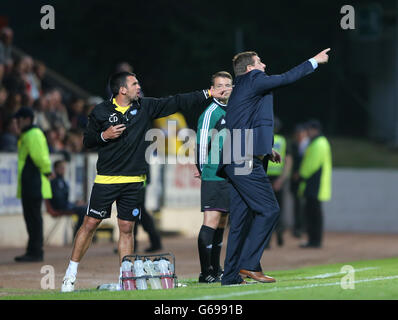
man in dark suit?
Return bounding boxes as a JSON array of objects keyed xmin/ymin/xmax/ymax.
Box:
[{"xmin": 218, "ymin": 48, "xmax": 330, "ymax": 285}]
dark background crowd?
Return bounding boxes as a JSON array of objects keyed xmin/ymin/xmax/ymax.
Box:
[
  {"xmin": 1, "ymin": 0, "xmax": 380, "ymax": 139},
  {"xmin": 0, "ymin": 25, "xmax": 103, "ymax": 157}
]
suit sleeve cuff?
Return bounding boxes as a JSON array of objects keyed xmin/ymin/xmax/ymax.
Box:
[{"xmin": 308, "ymin": 58, "xmax": 318, "ymax": 70}]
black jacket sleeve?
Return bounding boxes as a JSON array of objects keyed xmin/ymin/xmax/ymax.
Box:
[
  {"xmin": 83, "ymin": 111, "xmax": 108, "ymax": 149},
  {"xmin": 144, "ymin": 90, "xmax": 209, "ymax": 120}
]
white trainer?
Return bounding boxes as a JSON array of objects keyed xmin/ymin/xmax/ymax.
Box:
[{"xmin": 61, "ymin": 274, "xmax": 76, "ymax": 292}]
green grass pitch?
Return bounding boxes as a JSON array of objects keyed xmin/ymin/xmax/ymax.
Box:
[{"xmin": 1, "ymin": 257, "xmax": 397, "ymax": 300}]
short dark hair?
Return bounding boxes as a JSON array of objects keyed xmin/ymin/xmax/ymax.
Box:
[
  {"xmin": 109, "ymin": 71, "xmax": 136, "ymax": 96},
  {"xmin": 54, "ymin": 159, "xmax": 65, "ymax": 169},
  {"xmin": 232, "ymin": 51, "xmax": 258, "ymax": 76},
  {"xmin": 14, "ymin": 106, "xmax": 34, "ymax": 121},
  {"xmin": 211, "ymin": 71, "xmax": 233, "ymax": 86}
]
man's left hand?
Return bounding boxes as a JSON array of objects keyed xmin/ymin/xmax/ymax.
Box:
[{"xmin": 270, "ymin": 150, "xmax": 281, "ymax": 163}]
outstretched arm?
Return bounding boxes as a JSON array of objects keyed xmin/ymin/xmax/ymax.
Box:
[
  {"xmin": 253, "ymin": 48, "xmax": 331, "ymax": 93},
  {"xmin": 145, "ymin": 87, "xmax": 231, "ymax": 120}
]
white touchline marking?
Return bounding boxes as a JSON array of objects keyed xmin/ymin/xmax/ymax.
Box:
[
  {"xmin": 190, "ymin": 275, "xmax": 398, "ymax": 300},
  {"xmin": 301, "ymin": 267, "xmax": 379, "ymax": 280}
]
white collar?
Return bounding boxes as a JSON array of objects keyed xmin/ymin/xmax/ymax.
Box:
[{"xmin": 213, "ymin": 98, "xmax": 227, "ymax": 106}]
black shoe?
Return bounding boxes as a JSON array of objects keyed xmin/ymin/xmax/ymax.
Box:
[
  {"xmin": 212, "ymin": 267, "xmax": 223, "ymax": 282},
  {"xmin": 199, "ymin": 273, "xmax": 217, "ymax": 283},
  {"xmin": 145, "ymin": 245, "xmax": 162, "ymax": 253},
  {"xmin": 14, "ymin": 254, "xmax": 43, "ymax": 262},
  {"xmin": 299, "ymin": 242, "xmax": 321, "ymax": 249}
]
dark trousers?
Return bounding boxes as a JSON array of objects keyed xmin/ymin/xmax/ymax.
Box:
[
  {"xmin": 292, "ymin": 194, "xmax": 303, "ymax": 234},
  {"xmin": 21, "ymin": 196, "xmax": 43, "ymax": 257},
  {"xmin": 269, "ymin": 176, "xmax": 284, "ymax": 241},
  {"xmin": 290, "ymin": 181, "xmax": 303, "ymax": 235},
  {"xmin": 304, "ymin": 197, "xmax": 323, "ymax": 245},
  {"xmin": 133, "ymin": 187, "xmax": 161, "ymax": 251},
  {"xmin": 221, "ymin": 158, "xmax": 280, "ymax": 285}
]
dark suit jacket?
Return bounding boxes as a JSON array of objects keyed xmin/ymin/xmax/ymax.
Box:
[{"xmin": 217, "ymin": 60, "xmax": 315, "ymax": 177}]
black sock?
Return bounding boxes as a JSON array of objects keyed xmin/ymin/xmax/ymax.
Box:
[
  {"xmin": 198, "ymin": 225, "xmax": 216, "ymax": 275},
  {"xmin": 211, "ymin": 228, "xmax": 224, "ymax": 275}
]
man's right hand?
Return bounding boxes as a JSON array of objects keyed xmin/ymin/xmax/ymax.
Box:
[
  {"xmin": 313, "ymin": 48, "xmax": 331, "ymax": 64},
  {"xmin": 102, "ymin": 124, "xmax": 126, "ymax": 140}
]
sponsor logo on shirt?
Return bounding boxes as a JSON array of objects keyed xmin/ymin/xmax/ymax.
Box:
[
  {"xmin": 132, "ymin": 208, "xmax": 140, "ymax": 216},
  {"xmin": 108, "ymin": 113, "xmax": 118, "ymax": 123}
]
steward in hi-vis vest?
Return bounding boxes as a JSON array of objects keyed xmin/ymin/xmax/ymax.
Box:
[
  {"xmin": 14, "ymin": 107, "xmax": 52, "ymax": 263},
  {"xmin": 298, "ymin": 120, "xmax": 332, "ymax": 248}
]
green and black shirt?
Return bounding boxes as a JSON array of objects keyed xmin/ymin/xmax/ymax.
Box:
[{"xmin": 196, "ymin": 98, "xmax": 227, "ymax": 181}]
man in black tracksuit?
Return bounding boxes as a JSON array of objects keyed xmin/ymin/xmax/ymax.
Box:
[{"xmin": 61, "ymin": 71, "xmax": 228, "ymax": 292}]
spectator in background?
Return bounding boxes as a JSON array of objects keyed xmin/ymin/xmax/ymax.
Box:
[
  {"xmin": 65, "ymin": 129, "xmax": 84, "ymax": 153},
  {"xmin": 45, "ymin": 127, "xmax": 65, "ymax": 154},
  {"xmin": 0, "ymin": 84, "xmax": 9, "ymax": 131},
  {"xmin": 32, "ymin": 96, "xmax": 51, "ymax": 132},
  {"xmin": 50, "ymin": 160, "xmax": 86, "ymax": 237},
  {"xmin": 85, "ymin": 96, "xmax": 103, "ymax": 115},
  {"xmin": 55, "ymin": 124, "xmax": 67, "ymax": 148},
  {"xmin": 0, "ymin": 117, "xmax": 19, "ymax": 152},
  {"xmin": 289, "ymin": 123, "xmax": 310, "ymax": 238},
  {"xmin": 33, "ymin": 60, "xmax": 50, "ymax": 93},
  {"xmin": 0, "ymin": 27, "xmax": 14, "ymax": 76},
  {"xmin": 298, "ymin": 120, "xmax": 332, "ymax": 248},
  {"xmin": 0, "ymin": 84, "xmax": 8, "ymax": 106},
  {"xmin": 3, "ymin": 56, "xmax": 26, "ymax": 97},
  {"xmin": 23, "ymin": 56, "xmax": 41, "ymax": 101},
  {"xmin": 3, "ymin": 92, "xmax": 23, "ymax": 121},
  {"xmin": 46, "ymin": 88, "xmax": 71, "ymax": 130},
  {"xmin": 14, "ymin": 107, "xmax": 52, "ymax": 262},
  {"xmin": 68, "ymin": 97, "xmax": 87, "ymax": 130},
  {"xmin": 115, "ymin": 62, "xmax": 133, "ymax": 73}
]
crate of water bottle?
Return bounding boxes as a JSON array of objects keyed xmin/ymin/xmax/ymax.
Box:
[{"xmin": 120, "ymin": 252, "xmax": 177, "ymax": 290}]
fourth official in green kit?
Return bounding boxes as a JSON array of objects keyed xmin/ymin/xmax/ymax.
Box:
[{"xmin": 195, "ymin": 71, "xmax": 233, "ymax": 283}]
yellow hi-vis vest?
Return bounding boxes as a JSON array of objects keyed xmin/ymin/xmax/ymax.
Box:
[{"xmin": 267, "ymin": 134, "xmax": 286, "ymax": 176}]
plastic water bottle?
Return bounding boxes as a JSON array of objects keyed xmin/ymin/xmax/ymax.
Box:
[
  {"xmin": 158, "ymin": 258, "xmax": 174, "ymax": 289},
  {"xmin": 97, "ymin": 283, "xmax": 121, "ymax": 291},
  {"xmin": 143, "ymin": 259, "xmax": 162, "ymax": 289},
  {"xmin": 153, "ymin": 258, "xmax": 160, "ymax": 273},
  {"xmin": 134, "ymin": 259, "xmax": 148, "ymax": 290},
  {"xmin": 121, "ymin": 260, "xmax": 136, "ymax": 291}
]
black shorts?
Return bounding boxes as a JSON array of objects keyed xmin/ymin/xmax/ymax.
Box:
[
  {"xmin": 87, "ymin": 182, "xmax": 145, "ymax": 221},
  {"xmin": 201, "ymin": 179, "xmax": 230, "ymax": 213}
]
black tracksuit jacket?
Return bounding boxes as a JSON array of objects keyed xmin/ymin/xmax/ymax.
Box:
[{"xmin": 83, "ymin": 90, "xmax": 210, "ymax": 177}]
